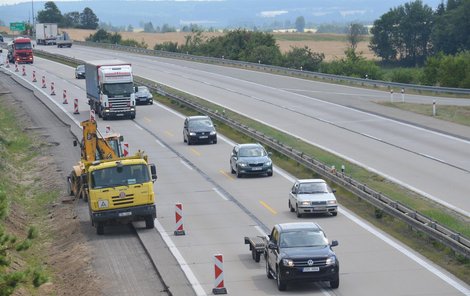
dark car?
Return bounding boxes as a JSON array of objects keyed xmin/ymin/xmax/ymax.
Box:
[
  {"xmin": 134, "ymin": 86, "xmax": 153, "ymax": 105},
  {"xmin": 265, "ymin": 222, "xmax": 339, "ymax": 291},
  {"xmin": 75, "ymin": 65, "xmax": 85, "ymax": 79},
  {"xmin": 0, "ymin": 35, "xmax": 4, "ymax": 42},
  {"xmin": 230, "ymin": 143, "xmax": 273, "ymax": 178},
  {"xmin": 183, "ymin": 115, "xmax": 217, "ymax": 145}
]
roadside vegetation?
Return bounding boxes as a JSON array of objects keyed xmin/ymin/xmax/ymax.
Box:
[{"xmin": 0, "ymin": 99, "xmax": 51, "ymax": 295}]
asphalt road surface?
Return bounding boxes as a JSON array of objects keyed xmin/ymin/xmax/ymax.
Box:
[
  {"xmin": 2, "ymin": 56, "xmax": 468, "ymax": 295},
  {"xmin": 36, "ymin": 44, "xmax": 470, "ymax": 217}
]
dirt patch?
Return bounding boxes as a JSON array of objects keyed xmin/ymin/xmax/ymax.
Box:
[
  {"xmin": 0, "ymin": 85, "xmax": 102, "ymax": 296},
  {"xmin": 62, "ymin": 28, "xmax": 375, "ymax": 61}
]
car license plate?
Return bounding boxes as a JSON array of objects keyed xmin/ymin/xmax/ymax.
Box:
[
  {"xmin": 303, "ymin": 267, "xmax": 319, "ymax": 272},
  {"xmin": 200, "ymin": 136, "xmax": 208, "ymax": 139},
  {"xmin": 116, "ymin": 113, "xmax": 124, "ymax": 116},
  {"xmin": 252, "ymin": 167, "xmax": 262, "ymax": 171},
  {"xmin": 118, "ymin": 211, "xmax": 132, "ymax": 217}
]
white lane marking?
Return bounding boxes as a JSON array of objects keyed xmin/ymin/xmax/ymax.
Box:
[
  {"xmin": 180, "ymin": 159, "xmax": 193, "ymax": 170},
  {"xmin": 362, "ymin": 133, "xmax": 383, "ymax": 141},
  {"xmin": 339, "ymin": 207, "xmax": 470, "ymax": 295},
  {"xmin": 419, "ymin": 153, "xmax": 445, "ymax": 163},
  {"xmin": 155, "ymin": 139, "xmax": 165, "ymax": 148},
  {"xmin": 155, "ymin": 219, "xmax": 207, "ymax": 296},
  {"xmin": 213, "ymin": 187, "xmax": 229, "ymax": 201},
  {"xmin": 134, "ymin": 123, "xmax": 144, "ymax": 130}
]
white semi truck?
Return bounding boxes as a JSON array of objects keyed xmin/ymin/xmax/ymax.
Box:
[
  {"xmin": 85, "ymin": 60, "xmax": 136, "ymax": 120},
  {"xmin": 35, "ymin": 23, "xmax": 58, "ymax": 45}
]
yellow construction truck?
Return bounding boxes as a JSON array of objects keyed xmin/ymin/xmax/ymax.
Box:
[{"xmin": 68, "ymin": 120, "xmax": 157, "ymax": 234}]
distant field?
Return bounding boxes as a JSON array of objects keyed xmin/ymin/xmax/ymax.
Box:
[{"xmin": 0, "ymin": 26, "xmax": 376, "ymax": 61}]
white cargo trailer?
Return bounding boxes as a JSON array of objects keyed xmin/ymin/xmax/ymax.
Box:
[{"xmin": 35, "ymin": 23, "xmax": 58, "ymax": 45}]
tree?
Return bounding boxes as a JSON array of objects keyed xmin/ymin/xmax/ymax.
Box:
[
  {"xmin": 369, "ymin": 0, "xmax": 433, "ymax": 65},
  {"xmin": 295, "ymin": 16, "xmax": 305, "ymax": 32},
  {"xmin": 127, "ymin": 24, "xmax": 134, "ymax": 32},
  {"xmin": 347, "ymin": 23, "xmax": 366, "ymax": 50},
  {"xmin": 36, "ymin": 1, "xmax": 62, "ymax": 24},
  {"xmin": 61, "ymin": 11, "xmax": 80, "ymax": 28},
  {"xmin": 143, "ymin": 22, "xmax": 155, "ymax": 33},
  {"xmin": 80, "ymin": 7, "xmax": 99, "ymax": 29},
  {"xmin": 283, "ymin": 46, "xmax": 324, "ymax": 71}
]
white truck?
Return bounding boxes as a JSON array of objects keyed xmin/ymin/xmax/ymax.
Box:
[
  {"xmin": 35, "ymin": 23, "xmax": 58, "ymax": 45},
  {"xmin": 85, "ymin": 60, "xmax": 136, "ymax": 120},
  {"xmin": 56, "ymin": 31, "xmax": 73, "ymax": 48}
]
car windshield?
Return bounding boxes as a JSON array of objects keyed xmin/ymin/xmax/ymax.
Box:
[
  {"xmin": 280, "ymin": 230, "xmax": 328, "ymax": 248},
  {"xmin": 188, "ymin": 118, "xmax": 213, "ymax": 129},
  {"xmin": 239, "ymin": 147, "xmax": 266, "ymax": 157},
  {"xmin": 102, "ymin": 82, "xmax": 134, "ymax": 97},
  {"xmin": 91, "ymin": 164, "xmax": 150, "ymax": 189},
  {"xmin": 77, "ymin": 65, "xmax": 84, "ymax": 71},
  {"xmin": 298, "ymin": 182, "xmax": 330, "ymax": 194},
  {"xmin": 137, "ymin": 86, "xmax": 148, "ymax": 92}
]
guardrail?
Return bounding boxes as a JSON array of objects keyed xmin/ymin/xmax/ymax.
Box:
[
  {"xmin": 73, "ymin": 40, "xmax": 470, "ymax": 96},
  {"xmin": 35, "ymin": 49, "xmax": 470, "ymax": 258}
]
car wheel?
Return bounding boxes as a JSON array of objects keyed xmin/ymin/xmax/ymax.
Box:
[
  {"xmin": 183, "ymin": 134, "xmax": 187, "ymax": 143},
  {"xmin": 230, "ymin": 164, "xmax": 235, "ymax": 174},
  {"xmin": 187, "ymin": 138, "xmax": 191, "ymax": 145},
  {"xmin": 289, "ymin": 200, "xmax": 295, "ymax": 212},
  {"xmin": 331, "ymin": 211, "xmax": 338, "ymax": 217},
  {"xmin": 276, "ymin": 267, "xmax": 287, "ymax": 291},
  {"xmin": 236, "ymin": 168, "xmax": 242, "ymax": 178},
  {"xmin": 213, "ymin": 138, "xmax": 217, "ymax": 144},
  {"xmin": 330, "ymin": 275, "xmax": 340, "ymax": 289},
  {"xmin": 267, "ymin": 171, "xmax": 273, "ymax": 177},
  {"xmin": 296, "ymin": 205, "xmax": 302, "ymax": 218},
  {"xmin": 266, "ymin": 259, "xmax": 273, "ymax": 279},
  {"xmin": 150, "ymin": 100, "xmax": 153, "ymax": 105}
]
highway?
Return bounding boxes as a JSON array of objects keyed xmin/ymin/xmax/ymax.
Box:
[
  {"xmin": 2, "ymin": 53, "xmax": 468, "ymax": 295},
  {"xmin": 35, "ymin": 44, "xmax": 470, "ymax": 217}
]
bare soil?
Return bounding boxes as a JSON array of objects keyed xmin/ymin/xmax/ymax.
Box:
[{"xmin": 1, "ymin": 81, "xmax": 101, "ymax": 296}]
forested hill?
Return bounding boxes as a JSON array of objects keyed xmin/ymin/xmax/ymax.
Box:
[{"xmin": 1, "ymin": 0, "xmax": 441, "ymax": 28}]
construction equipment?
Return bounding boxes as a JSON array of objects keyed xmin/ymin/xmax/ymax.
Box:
[{"xmin": 68, "ymin": 119, "xmax": 157, "ymax": 234}]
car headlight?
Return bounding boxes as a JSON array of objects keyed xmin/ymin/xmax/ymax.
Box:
[
  {"xmin": 327, "ymin": 200, "xmax": 337, "ymax": 205},
  {"xmin": 265, "ymin": 160, "xmax": 272, "ymax": 166},
  {"xmin": 189, "ymin": 132, "xmax": 196, "ymax": 136},
  {"xmin": 326, "ymin": 256, "xmax": 336, "ymax": 265},
  {"xmin": 210, "ymin": 131, "xmax": 216, "ymax": 135},
  {"xmin": 238, "ymin": 162, "xmax": 248, "ymax": 167},
  {"xmin": 300, "ymin": 201, "xmax": 310, "ymax": 206},
  {"xmin": 282, "ymin": 259, "xmax": 294, "ymax": 267}
]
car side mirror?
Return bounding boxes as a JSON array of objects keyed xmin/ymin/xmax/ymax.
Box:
[
  {"xmin": 73, "ymin": 139, "xmax": 78, "ymax": 147},
  {"xmin": 268, "ymin": 152, "xmax": 273, "ymax": 156},
  {"xmin": 267, "ymin": 242, "xmax": 277, "ymax": 250},
  {"xmin": 332, "ymin": 189, "xmax": 337, "ymax": 193},
  {"xmin": 330, "ymin": 240, "xmax": 338, "ymax": 247}
]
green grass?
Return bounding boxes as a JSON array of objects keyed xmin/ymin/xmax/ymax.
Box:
[
  {"xmin": 147, "ymin": 83, "xmax": 470, "ymax": 284},
  {"xmin": 381, "ymin": 102, "xmax": 470, "ymax": 127}
]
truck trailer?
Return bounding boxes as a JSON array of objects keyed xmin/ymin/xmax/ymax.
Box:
[
  {"xmin": 35, "ymin": 23, "xmax": 58, "ymax": 45},
  {"xmin": 85, "ymin": 60, "xmax": 136, "ymax": 120}
]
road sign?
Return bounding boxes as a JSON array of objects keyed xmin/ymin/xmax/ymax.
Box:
[{"xmin": 10, "ymin": 22, "xmax": 25, "ymax": 32}]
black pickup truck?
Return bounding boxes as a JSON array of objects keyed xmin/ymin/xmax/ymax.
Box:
[{"xmin": 245, "ymin": 222, "xmax": 339, "ymax": 291}]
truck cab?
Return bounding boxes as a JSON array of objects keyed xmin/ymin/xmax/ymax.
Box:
[
  {"xmin": 7, "ymin": 37, "xmax": 34, "ymax": 64},
  {"xmin": 265, "ymin": 222, "xmax": 339, "ymax": 291}
]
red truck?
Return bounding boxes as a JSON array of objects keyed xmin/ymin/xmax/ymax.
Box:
[{"xmin": 7, "ymin": 37, "xmax": 34, "ymax": 64}]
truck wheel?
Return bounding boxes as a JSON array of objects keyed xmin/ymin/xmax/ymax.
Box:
[
  {"xmin": 145, "ymin": 216, "xmax": 155, "ymax": 229},
  {"xmin": 96, "ymin": 223, "xmax": 104, "ymax": 235},
  {"xmin": 276, "ymin": 268, "xmax": 287, "ymax": 291},
  {"xmin": 331, "ymin": 211, "xmax": 338, "ymax": 217},
  {"xmin": 266, "ymin": 259, "xmax": 273, "ymax": 279}
]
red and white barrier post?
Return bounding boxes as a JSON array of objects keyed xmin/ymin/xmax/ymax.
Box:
[
  {"xmin": 90, "ymin": 109, "xmax": 96, "ymax": 121},
  {"xmin": 41, "ymin": 76, "xmax": 46, "ymax": 88},
  {"xmin": 212, "ymin": 254, "xmax": 227, "ymax": 294},
  {"xmin": 73, "ymin": 98, "xmax": 80, "ymax": 114},
  {"xmin": 5, "ymin": 59, "xmax": 10, "ymax": 68},
  {"xmin": 122, "ymin": 142, "xmax": 129, "ymax": 156},
  {"xmin": 22, "ymin": 65, "xmax": 26, "ymax": 76},
  {"xmin": 62, "ymin": 89, "xmax": 68, "ymax": 104},
  {"xmin": 50, "ymin": 82, "xmax": 56, "ymax": 95},
  {"xmin": 105, "ymin": 125, "xmax": 111, "ymax": 134},
  {"xmin": 15, "ymin": 62, "xmax": 18, "ymax": 72},
  {"xmin": 32, "ymin": 70, "xmax": 37, "ymax": 82},
  {"xmin": 174, "ymin": 203, "xmax": 185, "ymax": 236}
]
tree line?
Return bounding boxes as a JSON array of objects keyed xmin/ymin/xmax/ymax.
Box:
[{"xmin": 36, "ymin": 1, "xmax": 99, "ymax": 29}]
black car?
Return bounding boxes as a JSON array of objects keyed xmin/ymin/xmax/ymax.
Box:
[
  {"xmin": 230, "ymin": 143, "xmax": 273, "ymax": 178},
  {"xmin": 75, "ymin": 64, "xmax": 85, "ymax": 79},
  {"xmin": 183, "ymin": 115, "xmax": 217, "ymax": 145},
  {"xmin": 0, "ymin": 35, "xmax": 4, "ymax": 42},
  {"xmin": 265, "ymin": 222, "xmax": 339, "ymax": 291}
]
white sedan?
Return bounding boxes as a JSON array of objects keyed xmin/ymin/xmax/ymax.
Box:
[{"xmin": 288, "ymin": 179, "xmax": 338, "ymax": 217}]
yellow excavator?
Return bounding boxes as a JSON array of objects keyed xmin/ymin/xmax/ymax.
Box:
[{"xmin": 68, "ymin": 119, "xmax": 157, "ymax": 235}]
